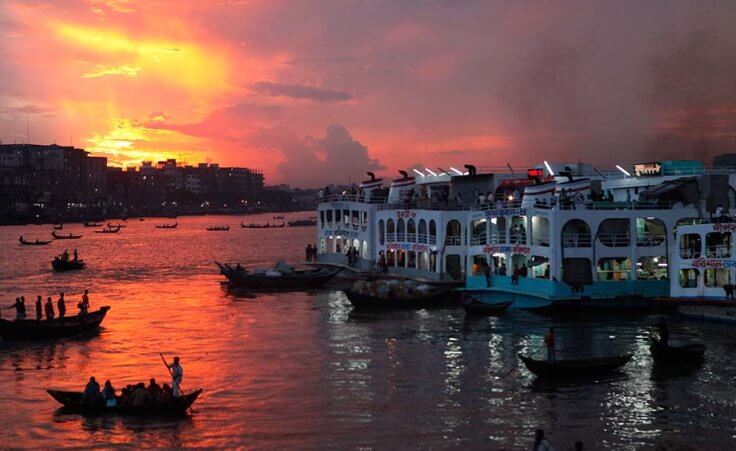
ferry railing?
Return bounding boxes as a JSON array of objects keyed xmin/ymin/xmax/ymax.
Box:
[
  {"xmin": 386, "ymin": 232, "xmax": 396, "ymax": 242},
  {"xmin": 407, "ymin": 233, "xmax": 417, "ymax": 242},
  {"xmin": 470, "ymin": 236, "xmax": 488, "ymax": 246},
  {"xmin": 488, "ymin": 235, "xmax": 506, "ymax": 244},
  {"xmin": 679, "ymin": 247, "xmax": 701, "ymax": 259},
  {"xmin": 429, "ymin": 236, "xmax": 437, "ymax": 245},
  {"xmin": 706, "ymin": 245, "xmax": 732, "ymax": 258},
  {"xmin": 396, "ymin": 232, "xmax": 406, "ymax": 242},
  {"xmin": 418, "ymin": 235, "xmax": 428, "ymax": 244},
  {"xmin": 562, "ymin": 233, "xmax": 592, "ymax": 247},
  {"xmin": 636, "ymin": 233, "xmax": 666, "ymax": 246},
  {"xmin": 597, "ymin": 233, "xmax": 631, "ymax": 247},
  {"xmin": 445, "ymin": 236, "xmax": 462, "ymax": 246},
  {"xmin": 531, "ymin": 236, "xmax": 550, "ymax": 246},
  {"xmin": 508, "ymin": 233, "xmax": 527, "ymax": 245}
]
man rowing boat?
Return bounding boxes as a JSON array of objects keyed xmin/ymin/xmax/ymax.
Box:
[{"xmin": 168, "ymin": 356, "xmax": 184, "ymax": 397}]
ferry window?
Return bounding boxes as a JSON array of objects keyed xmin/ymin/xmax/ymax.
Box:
[
  {"xmin": 362, "ymin": 240, "xmax": 369, "ymax": 260},
  {"xmin": 637, "ymin": 257, "xmax": 667, "ymax": 280},
  {"xmin": 352, "ymin": 210, "xmax": 359, "ymax": 225},
  {"xmin": 335, "ymin": 209, "xmax": 341, "ymax": 226},
  {"xmin": 471, "ymin": 219, "xmax": 487, "ymax": 245},
  {"xmin": 387, "ymin": 250, "xmax": 396, "ymax": 266},
  {"xmin": 530, "ymin": 256, "xmax": 550, "ymax": 279},
  {"xmin": 429, "ymin": 220, "xmax": 437, "ymax": 245},
  {"xmin": 597, "ymin": 258, "xmax": 631, "ymax": 281},
  {"xmin": 407, "ymin": 219, "xmax": 417, "ymax": 242},
  {"xmin": 636, "ymin": 218, "xmax": 666, "ymax": 246},
  {"xmin": 397, "ymin": 218, "xmax": 406, "ymax": 241},
  {"xmin": 511, "ymin": 254, "xmax": 529, "ymax": 274},
  {"xmin": 361, "ymin": 211, "xmax": 367, "ymax": 227},
  {"xmin": 418, "ymin": 219, "xmax": 427, "ymax": 243},
  {"xmin": 407, "ymin": 251, "xmax": 416, "ymax": 268},
  {"xmin": 490, "ymin": 217, "xmax": 506, "ymax": 244},
  {"xmin": 510, "ymin": 216, "xmax": 527, "ymax": 245},
  {"xmin": 397, "ymin": 250, "xmax": 406, "ymax": 267},
  {"xmin": 561, "ymin": 219, "xmax": 591, "ymax": 247},
  {"xmin": 492, "ymin": 253, "xmax": 507, "ymax": 275},
  {"xmin": 445, "ymin": 254, "xmax": 462, "ymax": 280},
  {"xmin": 679, "ymin": 234, "xmax": 702, "ymax": 259},
  {"xmin": 320, "ymin": 211, "xmax": 325, "ymax": 227},
  {"xmin": 386, "ymin": 219, "xmax": 395, "ymax": 242},
  {"xmin": 378, "ymin": 219, "xmax": 385, "ymax": 245},
  {"xmin": 343, "ymin": 210, "xmax": 350, "ymax": 225},
  {"xmin": 706, "ymin": 232, "xmax": 731, "ymax": 258},
  {"xmin": 319, "ymin": 238, "xmax": 325, "ymax": 253},
  {"xmin": 531, "ymin": 216, "xmax": 550, "ymax": 247},
  {"xmin": 705, "ymin": 269, "xmax": 730, "ymax": 287},
  {"xmin": 597, "ymin": 219, "xmax": 630, "ymax": 247},
  {"xmin": 562, "ymin": 258, "xmax": 592, "ymax": 285},
  {"xmin": 445, "ymin": 220, "xmax": 461, "ymax": 245},
  {"xmin": 326, "ymin": 210, "xmax": 333, "ymax": 224},
  {"xmin": 678, "ymin": 268, "xmax": 699, "ymax": 288},
  {"xmin": 418, "ymin": 251, "xmax": 429, "ymax": 270},
  {"xmin": 472, "ymin": 254, "xmax": 489, "ymax": 275}
]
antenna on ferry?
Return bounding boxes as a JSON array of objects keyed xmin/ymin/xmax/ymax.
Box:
[
  {"xmin": 506, "ymin": 163, "xmax": 516, "ymax": 178},
  {"xmin": 591, "ymin": 166, "xmax": 606, "ymax": 178}
]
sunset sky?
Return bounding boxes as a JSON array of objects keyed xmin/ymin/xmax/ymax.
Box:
[{"xmin": 1, "ymin": 0, "xmax": 735, "ymax": 186}]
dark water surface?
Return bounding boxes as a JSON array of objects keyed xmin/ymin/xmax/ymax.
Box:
[{"xmin": 1, "ymin": 214, "xmax": 736, "ymax": 449}]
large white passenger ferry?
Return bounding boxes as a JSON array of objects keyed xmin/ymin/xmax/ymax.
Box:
[{"xmin": 316, "ymin": 158, "xmax": 736, "ymax": 310}]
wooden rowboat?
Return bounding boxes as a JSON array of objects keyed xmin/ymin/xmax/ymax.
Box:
[
  {"xmin": 207, "ymin": 225, "xmax": 230, "ymax": 231},
  {"xmin": 518, "ymin": 353, "xmax": 633, "ymax": 378},
  {"xmin": 0, "ymin": 307, "xmax": 109, "ymax": 340},
  {"xmin": 19, "ymin": 236, "xmax": 52, "ymax": 246},
  {"xmin": 216, "ymin": 261, "xmax": 340, "ymax": 289},
  {"xmin": 650, "ymin": 337, "xmax": 705, "ymax": 365},
  {"xmin": 95, "ymin": 226, "xmax": 120, "ymax": 234},
  {"xmin": 155, "ymin": 222, "xmax": 178, "ymax": 229},
  {"xmin": 462, "ymin": 297, "xmax": 512, "ymax": 316},
  {"xmin": 344, "ymin": 286, "xmax": 457, "ymax": 310},
  {"xmin": 47, "ymin": 387, "xmax": 202, "ymax": 416},
  {"xmin": 52, "ymin": 231, "xmax": 82, "ymax": 240}
]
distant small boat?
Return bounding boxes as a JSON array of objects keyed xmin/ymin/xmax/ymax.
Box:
[
  {"xmin": 650, "ymin": 337, "xmax": 705, "ymax": 365},
  {"xmin": 52, "ymin": 257, "xmax": 85, "ymax": 271},
  {"xmin": 155, "ymin": 222, "xmax": 178, "ymax": 229},
  {"xmin": 83, "ymin": 221, "xmax": 102, "ymax": 227},
  {"xmin": 108, "ymin": 223, "xmax": 126, "ymax": 228},
  {"xmin": 463, "ymin": 297, "xmax": 512, "ymax": 316},
  {"xmin": 95, "ymin": 226, "xmax": 121, "ymax": 234},
  {"xmin": 216, "ymin": 261, "xmax": 340, "ymax": 289},
  {"xmin": 518, "ymin": 354, "xmax": 633, "ymax": 378},
  {"xmin": 240, "ymin": 222, "xmax": 284, "ymax": 229},
  {"xmin": 19, "ymin": 236, "xmax": 52, "ymax": 246},
  {"xmin": 139, "ymin": 218, "xmax": 145, "ymax": 221},
  {"xmin": 207, "ymin": 225, "xmax": 230, "ymax": 231},
  {"xmin": 0, "ymin": 307, "xmax": 109, "ymax": 339},
  {"xmin": 288, "ymin": 219, "xmax": 317, "ymax": 227},
  {"xmin": 47, "ymin": 386, "xmax": 202, "ymax": 416},
  {"xmin": 53, "ymin": 224, "xmax": 63, "ymax": 230},
  {"xmin": 52, "ymin": 231, "xmax": 82, "ymax": 240},
  {"xmin": 273, "ymin": 215, "xmax": 285, "ymax": 219}
]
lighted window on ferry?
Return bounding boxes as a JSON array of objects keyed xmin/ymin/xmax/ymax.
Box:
[
  {"xmin": 429, "ymin": 252, "xmax": 437, "ymax": 272},
  {"xmin": 636, "ymin": 257, "xmax": 668, "ymax": 280},
  {"xmin": 706, "ymin": 232, "xmax": 732, "ymax": 258},
  {"xmin": 530, "ymin": 256, "xmax": 550, "ymax": 279},
  {"xmin": 531, "ymin": 216, "xmax": 550, "ymax": 246},
  {"xmin": 510, "ymin": 216, "xmax": 527, "ymax": 245},
  {"xmin": 492, "ymin": 254, "xmax": 507, "ymax": 275},
  {"xmin": 636, "ymin": 218, "xmax": 666, "ymax": 246},
  {"xmin": 343, "ymin": 210, "xmax": 350, "ymax": 225},
  {"xmin": 472, "ymin": 254, "xmax": 489, "ymax": 275},
  {"xmin": 362, "ymin": 240, "xmax": 369, "ymax": 259},
  {"xmin": 418, "ymin": 251, "xmax": 429, "ymax": 270},
  {"xmin": 679, "ymin": 234, "xmax": 702, "ymax": 259},
  {"xmin": 352, "ymin": 210, "xmax": 359, "ymax": 225},
  {"xmin": 378, "ymin": 219, "xmax": 385, "ymax": 245},
  {"xmin": 361, "ymin": 211, "xmax": 367, "ymax": 227},
  {"xmin": 705, "ymin": 268, "xmax": 730, "ymax": 287},
  {"xmin": 597, "ymin": 258, "xmax": 632, "ymax": 281},
  {"xmin": 678, "ymin": 268, "xmax": 699, "ymax": 288},
  {"xmin": 319, "ymin": 238, "xmax": 326, "ymax": 253}
]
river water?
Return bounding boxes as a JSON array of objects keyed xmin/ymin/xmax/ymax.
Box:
[{"xmin": 1, "ymin": 213, "xmax": 735, "ymax": 449}]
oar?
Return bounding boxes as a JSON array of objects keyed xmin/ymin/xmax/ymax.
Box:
[
  {"xmin": 503, "ymin": 344, "xmax": 546, "ymax": 377},
  {"xmin": 160, "ymin": 353, "xmax": 193, "ymax": 414}
]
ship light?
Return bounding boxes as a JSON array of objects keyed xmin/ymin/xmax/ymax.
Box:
[
  {"xmin": 425, "ymin": 168, "xmax": 438, "ymax": 176},
  {"xmin": 413, "ymin": 169, "xmax": 426, "ymax": 177},
  {"xmin": 543, "ymin": 160, "xmax": 555, "ymax": 176},
  {"xmin": 508, "ymin": 195, "xmax": 514, "ymax": 201},
  {"xmin": 658, "ymin": 263, "xmax": 668, "ymax": 267},
  {"xmin": 616, "ymin": 165, "xmax": 631, "ymax": 177},
  {"xmin": 450, "ymin": 167, "xmax": 464, "ymax": 175},
  {"xmin": 653, "ymin": 257, "xmax": 659, "ymax": 262}
]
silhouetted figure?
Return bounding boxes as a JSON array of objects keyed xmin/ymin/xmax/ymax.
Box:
[
  {"xmin": 58, "ymin": 293, "xmax": 66, "ymax": 319},
  {"xmin": 147, "ymin": 378, "xmax": 161, "ymax": 400},
  {"xmin": 73, "ymin": 249, "xmax": 78, "ymax": 262},
  {"xmin": 658, "ymin": 317, "xmax": 669, "ymax": 345},
  {"xmin": 82, "ymin": 377, "xmax": 101, "ymax": 406},
  {"xmin": 533, "ymin": 429, "xmax": 553, "ymax": 451},
  {"xmin": 169, "ymin": 356, "xmax": 184, "ymax": 397},
  {"xmin": 44, "ymin": 297, "xmax": 54, "ymax": 320},
  {"xmin": 35, "ymin": 296, "xmax": 42, "ymax": 321},
  {"xmin": 545, "ymin": 328, "xmax": 556, "ymax": 362},
  {"xmin": 102, "ymin": 380, "xmax": 117, "ymax": 407}
]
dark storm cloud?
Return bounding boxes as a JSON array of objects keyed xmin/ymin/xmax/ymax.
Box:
[{"xmin": 250, "ymin": 81, "xmax": 354, "ymax": 103}]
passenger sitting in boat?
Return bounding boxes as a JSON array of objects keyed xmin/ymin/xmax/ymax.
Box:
[
  {"xmin": 130, "ymin": 383, "xmax": 149, "ymax": 407},
  {"xmin": 658, "ymin": 317, "xmax": 669, "ymax": 345},
  {"xmin": 147, "ymin": 378, "xmax": 161, "ymax": 399},
  {"xmin": 235, "ymin": 263, "xmax": 243, "ymax": 272},
  {"xmin": 102, "ymin": 380, "xmax": 118, "ymax": 407},
  {"xmin": 158, "ymin": 383, "xmax": 173, "ymax": 403},
  {"xmin": 62, "ymin": 249, "xmax": 70, "ymax": 261},
  {"xmin": 119, "ymin": 385, "xmax": 134, "ymax": 407},
  {"xmin": 545, "ymin": 328, "xmax": 556, "ymax": 362},
  {"xmin": 82, "ymin": 377, "xmax": 101, "ymax": 406},
  {"xmin": 36, "ymin": 296, "xmax": 42, "ymax": 321},
  {"xmin": 44, "ymin": 297, "xmax": 54, "ymax": 320}
]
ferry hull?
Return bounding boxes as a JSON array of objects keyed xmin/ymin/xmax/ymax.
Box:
[
  {"xmin": 463, "ymin": 290, "xmax": 552, "ymax": 310},
  {"xmin": 677, "ymin": 303, "xmax": 736, "ymax": 324}
]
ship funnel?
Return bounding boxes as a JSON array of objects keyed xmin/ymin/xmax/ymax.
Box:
[
  {"xmin": 366, "ymin": 171, "xmax": 376, "ymax": 181},
  {"xmin": 398, "ymin": 170, "xmax": 408, "ymax": 179},
  {"xmin": 464, "ymin": 164, "xmax": 477, "ymax": 176}
]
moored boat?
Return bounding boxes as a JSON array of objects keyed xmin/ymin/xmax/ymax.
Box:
[
  {"xmin": 240, "ymin": 222, "xmax": 284, "ymax": 229},
  {"xmin": 0, "ymin": 307, "xmax": 109, "ymax": 339},
  {"xmin": 650, "ymin": 337, "xmax": 705, "ymax": 365},
  {"xmin": 108, "ymin": 222, "xmax": 126, "ymax": 228},
  {"xmin": 47, "ymin": 386, "xmax": 201, "ymax": 416},
  {"xmin": 462, "ymin": 295, "xmax": 512, "ymax": 316},
  {"xmin": 216, "ymin": 261, "xmax": 340, "ymax": 289},
  {"xmin": 52, "ymin": 231, "xmax": 82, "ymax": 240},
  {"xmin": 344, "ymin": 284, "xmax": 456, "ymax": 309},
  {"xmin": 518, "ymin": 353, "xmax": 633, "ymax": 378},
  {"xmin": 288, "ymin": 219, "xmax": 317, "ymax": 227},
  {"xmin": 19, "ymin": 236, "xmax": 52, "ymax": 246}
]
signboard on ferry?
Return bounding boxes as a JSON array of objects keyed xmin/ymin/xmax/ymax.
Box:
[
  {"xmin": 634, "ymin": 162, "xmax": 662, "ymax": 177},
  {"xmin": 386, "ymin": 243, "xmax": 429, "ymax": 252},
  {"xmin": 482, "ymin": 245, "xmax": 530, "ymax": 255},
  {"xmin": 692, "ymin": 258, "xmax": 736, "ymax": 269},
  {"xmin": 471, "ymin": 208, "xmax": 527, "ymax": 220},
  {"xmin": 713, "ymin": 223, "xmax": 736, "ymax": 232},
  {"xmin": 322, "ymin": 229, "xmax": 360, "ymax": 239}
]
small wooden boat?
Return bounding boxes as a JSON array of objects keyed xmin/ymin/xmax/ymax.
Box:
[
  {"xmin": 53, "ymin": 224, "xmax": 63, "ymax": 230},
  {"xmin": 19, "ymin": 236, "xmax": 52, "ymax": 246},
  {"xmin": 108, "ymin": 222, "xmax": 126, "ymax": 228},
  {"xmin": 216, "ymin": 261, "xmax": 340, "ymax": 289},
  {"xmin": 155, "ymin": 222, "xmax": 178, "ymax": 229},
  {"xmin": 345, "ymin": 286, "xmax": 456, "ymax": 310},
  {"xmin": 83, "ymin": 221, "xmax": 102, "ymax": 227},
  {"xmin": 288, "ymin": 219, "xmax": 317, "ymax": 227},
  {"xmin": 518, "ymin": 354, "xmax": 633, "ymax": 378},
  {"xmin": 462, "ymin": 296, "xmax": 512, "ymax": 316},
  {"xmin": 273, "ymin": 215, "xmax": 285, "ymax": 219},
  {"xmin": 52, "ymin": 231, "xmax": 82, "ymax": 240},
  {"xmin": 95, "ymin": 226, "xmax": 121, "ymax": 234},
  {"xmin": 52, "ymin": 257, "xmax": 85, "ymax": 271},
  {"xmin": 139, "ymin": 217, "xmax": 145, "ymax": 221},
  {"xmin": 47, "ymin": 387, "xmax": 202, "ymax": 416},
  {"xmin": 650, "ymin": 337, "xmax": 705, "ymax": 365},
  {"xmin": 0, "ymin": 307, "xmax": 109, "ymax": 339},
  {"xmin": 240, "ymin": 222, "xmax": 285, "ymax": 229},
  {"xmin": 207, "ymin": 225, "xmax": 230, "ymax": 231}
]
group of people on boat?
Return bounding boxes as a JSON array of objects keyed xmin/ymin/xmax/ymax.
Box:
[
  {"xmin": 81, "ymin": 357, "xmax": 184, "ymax": 408},
  {"xmin": 305, "ymin": 244, "xmax": 318, "ymax": 262},
  {"xmin": 57, "ymin": 249, "xmax": 79, "ymax": 262},
  {"xmin": 345, "ymin": 246, "xmax": 360, "ymax": 267},
  {"xmin": 5, "ymin": 290, "xmax": 91, "ymax": 321}
]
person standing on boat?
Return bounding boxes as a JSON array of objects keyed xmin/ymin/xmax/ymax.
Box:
[
  {"xmin": 8, "ymin": 298, "xmax": 25, "ymax": 320},
  {"xmin": 57, "ymin": 293, "xmax": 66, "ymax": 319},
  {"xmin": 73, "ymin": 249, "xmax": 78, "ymax": 262},
  {"xmin": 305, "ymin": 244, "xmax": 312, "ymax": 262},
  {"xmin": 82, "ymin": 290, "xmax": 90, "ymax": 311},
  {"xmin": 35, "ymin": 296, "xmax": 42, "ymax": 321},
  {"xmin": 544, "ymin": 328, "xmax": 556, "ymax": 362},
  {"xmin": 169, "ymin": 356, "xmax": 184, "ymax": 397},
  {"xmin": 44, "ymin": 297, "xmax": 54, "ymax": 320},
  {"xmin": 102, "ymin": 380, "xmax": 118, "ymax": 408},
  {"xmin": 532, "ymin": 429, "xmax": 554, "ymax": 451},
  {"xmin": 19, "ymin": 296, "xmax": 27, "ymax": 319}
]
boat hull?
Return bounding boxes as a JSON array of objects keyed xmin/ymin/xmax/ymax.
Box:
[
  {"xmin": 462, "ymin": 289, "xmax": 552, "ymax": 310},
  {"xmin": 344, "ymin": 287, "xmax": 458, "ymax": 310},
  {"xmin": 519, "ymin": 353, "xmax": 633, "ymax": 378},
  {"xmin": 217, "ymin": 262, "xmax": 340, "ymax": 289},
  {"xmin": 0, "ymin": 307, "xmax": 110, "ymax": 340},
  {"xmin": 52, "ymin": 260, "xmax": 85, "ymax": 271},
  {"xmin": 47, "ymin": 388, "xmax": 202, "ymax": 416},
  {"xmin": 650, "ymin": 338, "xmax": 705, "ymax": 365},
  {"xmin": 462, "ymin": 298, "xmax": 512, "ymax": 316},
  {"xmin": 677, "ymin": 303, "xmax": 736, "ymax": 324}
]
